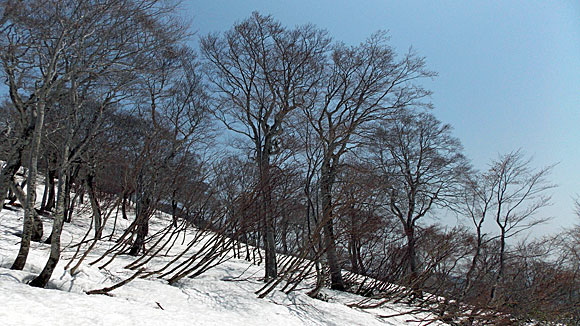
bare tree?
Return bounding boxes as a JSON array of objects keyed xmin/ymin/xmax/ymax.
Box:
[
  {"xmin": 333, "ymin": 159, "xmax": 386, "ymax": 277},
  {"xmin": 1, "ymin": 0, "xmax": 190, "ymax": 287},
  {"xmin": 1, "ymin": 0, "xmax": 68, "ymax": 269},
  {"xmin": 458, "ymin": 168, "xmax": 499, "ymax": 299},
  {"xmin": 127, "ymin": 43, "xmax": 210, "ymax": 256},
  {"xmin": 485, "ymin": 150, "xmax": 554, "ymax": 302},
  {"xmin": 201, "ymin": 12, "xmax": 330, "ymax": 281},
  {"xmin": 304, "ymin": 32, "xmax": 435, "ymax": 290},
  {"xmin": 371, "ymin": 111, "xmax": 468, "ymax": 294}
]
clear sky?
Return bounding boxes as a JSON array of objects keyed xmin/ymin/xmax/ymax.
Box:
[{"xmin": 181, "ymin": 0, "xmax": 580, "ymax": 235}]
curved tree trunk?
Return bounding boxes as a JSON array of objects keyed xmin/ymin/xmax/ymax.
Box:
[
  {"xmin": 30, "ymin": 171, "xmax": 67, "ymax": 287},
  {"xmin": 12, "ymin": 102, "xmax": 45, "ymax": 270},
  {"xmin": 0, "ymin": 156, "xmax": 23, "ymax": 209},
  {"xmin": 10, "ymin": 179, "xmax": 43, "ymax": 242},
  {"xmin": 31, "ymin": 137, "xmax": 71, "ymax": 287},
  {"xmin": 0, "ymin": 125, "xmax": 32, "ymax": 213}
]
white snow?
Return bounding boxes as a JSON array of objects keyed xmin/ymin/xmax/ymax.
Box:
[{"xmin": 0, "ymin": 195, "xmax": 444, "ymax": 326}]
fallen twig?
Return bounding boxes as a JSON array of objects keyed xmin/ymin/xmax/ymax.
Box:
[{"xmin": 85, "ymin": 268, "xmax": 144, "ymax": 295}]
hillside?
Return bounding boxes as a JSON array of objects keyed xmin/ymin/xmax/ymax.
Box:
[{"xmin": 0, "ymin": 202, "xmax": 443, "ymax": 326}]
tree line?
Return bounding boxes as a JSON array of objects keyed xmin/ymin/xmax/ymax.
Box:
[{"xmin": 0, "ymin": 1, "xmax": 577, "ymax": 324}]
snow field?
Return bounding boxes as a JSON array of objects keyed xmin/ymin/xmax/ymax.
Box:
[{"xmin": 0, "ymin": 196, "xmax": 443, "ymax": 325}]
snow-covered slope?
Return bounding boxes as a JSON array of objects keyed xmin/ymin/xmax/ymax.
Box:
[{"xmin": 0, "ymin": 201, "xmax": 443, "ymax": 326}]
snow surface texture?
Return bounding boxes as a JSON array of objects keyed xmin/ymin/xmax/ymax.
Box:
[{"xmin": 0, "ymin": 190, "xmax": 443, "ymax": 326}]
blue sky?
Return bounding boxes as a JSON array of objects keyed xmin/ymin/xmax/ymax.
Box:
[{"xmin": 181, "ymin": 0, "xmax": 580, "ymax": 235}]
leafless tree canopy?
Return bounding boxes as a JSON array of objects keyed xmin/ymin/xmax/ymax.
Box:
[{"xmin": 0, "ymin": 4, "xmax": 576, "ymax": 324}]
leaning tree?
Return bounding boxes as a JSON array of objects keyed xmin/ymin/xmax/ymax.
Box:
[{"xmin": 303, "ymin": 32, "xmax": 435, "ymax": 290}]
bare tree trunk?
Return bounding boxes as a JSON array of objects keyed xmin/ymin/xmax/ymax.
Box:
[
  {"xmin": 43, "ymin": 169, "xmax": 72, "ymax": 245},
  {"xmin": 44, "ymin": 168, "xmax": 56, "ymax": 212},
  {"xmin": 281, "ymin": 218, "xmax": 288, "ymax": 255},
  {"xmin": 242, "ymin": 232, "xmax": 251, "ymax": 261},
  {"xmin": 462, "ymin": 229, "xmax": 483, "ymax": 299},
  {"xmin": 65, "ymin": 165, "xmax": 80, "ymax": 223},
  {"xmin": 67, "ymin": 190, "xmax": 80, "ymax": 223},
  {"xmin": 62, "ymin": 171, "xmax": 71, "ymax": 223},
  {"xmin": 0, "ymin": 157, "xmax": 23, "ymax": 208},
  {"xmin": 262, "ymin": 199, "xmax": 277, "ymax": 280},
  {"xmin": 40, "ymin": 152, "xmax": 57, "ymax": 212},
  {"xmin": 85, "ymin": 171, "xmax": 102, "ymax": 238},
  {"xmin": 348, "ymin": 211, "xmax": 361, "ymax": 274},
  {"xmin": 403, "ymin": 224, "xmax": 424, "ymax": 301},
  {"xmin": 6, "ymin": 185, "xmax": 16, "ymax": 205},
  {"xmin": 356, "ymin": 244, "xmax": 365, "ymax": 276},
  {"xmin": 0, "ymin": 127, "xmax": 31, "ymax": 212},
  {"xmin": 10, "ymin": 179, "xmax": 43, "ymax": 242},
  {"xmin": 31, "ymin": 131, "xmax": 74, "ymax": 287},
  {"xmin": 349, "ymin": 235, "xmax": 359, "ymax": 274},
  {"xmin": 12, "ymin": 102, "xmax": 45, "ymax": 270},
  {"xmin": 129, "ymin": 213, "xmax": 149, "ymax": 256},
  {"xmin": 129, "ymin": 187, "xmax": 151, "ymax": 256},
  {"xmin": 490, "ymin": 226, "xmax": 506, "ymax": 302},
  {"xmin": 405, "ymin": 227, "xmax": 418, "ymax": 283},
  {"xmin": 171, "ymin": 190, "xmax": 178, "ymax": 227},
  {"xmin": 121, "ymin": 192, "xmax": 129, "ymax": 220},
  {"xmin": 307, "ymin": 259, "xmax": 325, "ymax": 298},
  {"xmin": 320, "ymin": 156, "xmax": 344, "ymax": 290},
  {"xmin": 30, "ymin": 171, "xmax": 67, "ymax": 287},
  {"xmin": 259, "ymin": 152, "xmax": 277, "ymax": 281},
  {"xmin": 40, "ymin": 160, "xmax": 49, "ymax": 210}
]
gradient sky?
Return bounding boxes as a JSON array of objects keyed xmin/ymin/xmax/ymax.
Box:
[{"xmin": 181, "ymin": 0, "xmax": 580, "ymax": 235}]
